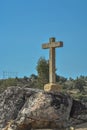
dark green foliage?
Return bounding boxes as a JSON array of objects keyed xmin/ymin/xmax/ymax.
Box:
[
  {"xmin": 30, "ymin": 74, "xmax": 38, "ymax": 80},
  {"xmin": 23, "ymin": 76, "xmax": 29, "ymax": 81},
  {"xmin": 0, "ymin": 78, "xmax": 18, "ymax": 93},
  {"xmin": 36, "ymin": 57, "xmax": 49, "ymax": 88},
  {"xmin": 74, "ymin": 78, "xmax": 86, "ymax": 92},
  {"xmin": 56, "ymin": 75, "xmax": 67, "ymax": 83}
]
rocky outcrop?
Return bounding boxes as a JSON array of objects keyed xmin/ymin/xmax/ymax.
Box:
[
  {"xmin": 0, "ymin": 86, "xmax": 42, "ymax": 129},
  {"xmin": 0, "ymin": 86, "xmax": 87, "ymax": 130}
]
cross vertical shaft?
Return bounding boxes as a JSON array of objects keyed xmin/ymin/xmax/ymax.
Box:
[{"xmin": 49, "ymin": 38, "xmax": 56, "ymax": 83}]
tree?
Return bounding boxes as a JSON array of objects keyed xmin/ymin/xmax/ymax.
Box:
[
  {"xmin": 74, "ymin": 78, "xmax": 86, "ymax": 92},
  {"xmin": 56, "ymin": 75, "xmax": 67, "ymax": 83},
  {"xmin": 36, "ymin": 57, "xmax": 49, "ymax": 88},
  {"xmin": 30, "ymin": 74, "xmax": 37, "ymax": 81}
]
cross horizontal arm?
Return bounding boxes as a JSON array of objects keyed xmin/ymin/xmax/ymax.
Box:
[{"xmin": 42, "ymin": 41, "xmax": 63, "ymax": 49}]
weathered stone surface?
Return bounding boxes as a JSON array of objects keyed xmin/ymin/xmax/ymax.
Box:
[
  {"xmin": 69, "ymin": 99, "xmax": 87, "ymax": 126},
  {"xmin": 44, "ymin": 83, "xmax": 61, "ymax": 92},
  {"xmin": 76, "ymin": 122, "xmax": 87, "ymax": 130},
  {"xmin": 0, "ymin": 86, "xmax": 42, "ymax": 130},
  {"xmin": 0, "ymin": 86, "xmax": 87, "ymax": 130},
  {"xmin": 15, "ymin": 91, "xmax": 72, "ymax": 129}
]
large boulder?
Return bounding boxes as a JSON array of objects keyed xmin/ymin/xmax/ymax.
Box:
[
  {"xmin": 0, "ymin": 86, "xmax": 87, "ymax": 130},
  {"xmin": 15, "ymin": 91, "xmax": 72, "ymax": 129},
  {"xmin": 0, "ymin": 86, "xmax": 42, "ymax": 129}
]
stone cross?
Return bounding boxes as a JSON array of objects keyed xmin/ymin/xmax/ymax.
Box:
[{"xmin": 42, "ymin": 37, "xmax": 63, "ymax": 84}]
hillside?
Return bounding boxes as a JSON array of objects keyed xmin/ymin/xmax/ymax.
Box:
[{"xmin": 0, "ymin": 75, "xmax": 87, "ymax": 102}]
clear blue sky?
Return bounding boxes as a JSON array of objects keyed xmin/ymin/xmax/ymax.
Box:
[{"xmin": 0, "ymin": 0, "xmax": 87, "ymax": 79}]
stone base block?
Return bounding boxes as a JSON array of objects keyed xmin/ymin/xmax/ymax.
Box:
[{"xmin": 44, "ymin": 83, "xmax": 61, "ymax": 92}]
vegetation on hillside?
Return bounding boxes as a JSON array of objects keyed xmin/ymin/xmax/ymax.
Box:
[{"xmin": 0, "ymin": 57, "xmax": 87, "ymax": 102}]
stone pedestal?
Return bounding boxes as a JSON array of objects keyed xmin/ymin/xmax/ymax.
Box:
[{"xmin": 44, "ymin": 83, "xmax": 61, "ymax": 92}]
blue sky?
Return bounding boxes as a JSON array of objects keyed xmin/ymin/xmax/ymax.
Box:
[{"xmin": 0, "ymin": 0, "xmax": 87, "ymax": 79}]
